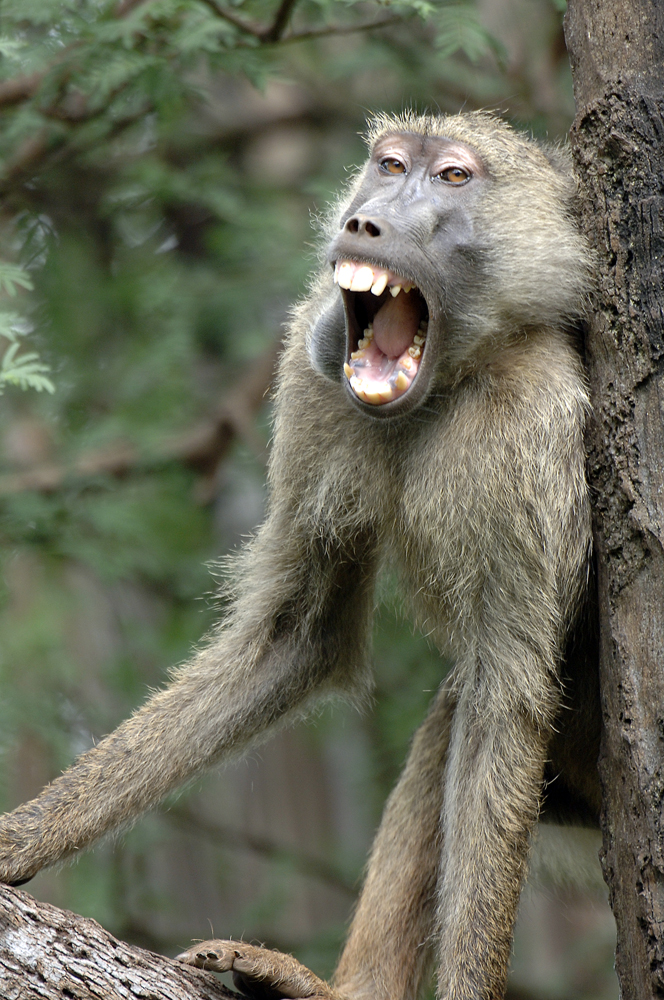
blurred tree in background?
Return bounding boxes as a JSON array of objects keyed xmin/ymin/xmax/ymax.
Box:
[{"xmin": 0, "ymin": 0, "xmax": 616, "ymax": 997}]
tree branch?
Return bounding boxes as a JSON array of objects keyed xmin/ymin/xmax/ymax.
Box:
[
  {"xmin": 0, "ymin": 884, "xmax": 237, "ymax": 999},
  {"xmin": 197, "ymin": 0, "xmax": 265, "ymax": 38},
  {"xmin": 0, "ymin": 128, "xmax": 54, "ymax": 188},
  {"xmin": 115, "ymin": 0, "xmax": 154, "ymax": 15},
  {"xmin": 0, "ymin": 71, "xmax": 44, "ymax": 110},
  {"xmin": 0, "ymin": 339, "xmax": 279, "ymax": 497},
  {"xmin": 0, "ymin": 104, "xmax": 152, "ymax": 197},
  {"xmin": 278, "ymin": 15, "xmax": 406, "ymax": 43},
  {"xmin": 261, "ymin": 0, "xmax": 300, "ymax": 43}
]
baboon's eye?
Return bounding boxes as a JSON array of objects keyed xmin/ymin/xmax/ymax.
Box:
[
  {"xmin": 437, "ymin": 166, "xmax": 470, "ymax": 185},
  {"xmin": 380, "ymin": 157, "xmax": 406, "ymax": 175}
]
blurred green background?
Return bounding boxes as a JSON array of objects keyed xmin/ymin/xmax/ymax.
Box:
[{"xmin": 0, "ymin": 1, "xmax": 616, "ymax": 997}]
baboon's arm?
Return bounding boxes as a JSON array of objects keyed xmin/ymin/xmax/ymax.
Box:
[{"xmin": 0, "ymin": 510, "xmax": 379, "ymax": 887}]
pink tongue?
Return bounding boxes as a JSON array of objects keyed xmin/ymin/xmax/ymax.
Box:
[{"xmin": 373, "ymin": 291, "xmax": 420, "ymax": 358}]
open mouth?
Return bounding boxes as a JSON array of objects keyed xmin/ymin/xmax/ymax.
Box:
[{"xmin": 334, "ymin": 259, "xmax": 429, "ymax": 406}]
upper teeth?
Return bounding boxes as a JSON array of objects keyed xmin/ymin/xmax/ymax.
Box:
[
  {"xmin": 350, "ymin": 266, "xmax": 375, "ymax": 292},
  {"xmin": 370, "ymin": 272, "xmax": 388, "ymax": 296},
  {"xmin": 334, "ymin": 260, "xmax": 410, "ymax": 297}
]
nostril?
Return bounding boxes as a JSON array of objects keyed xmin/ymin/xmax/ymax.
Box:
[{"xmin": 344, "ymin": 216, "xmax": 382, "ymax": 237}]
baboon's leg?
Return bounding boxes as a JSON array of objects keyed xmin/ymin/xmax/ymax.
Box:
[
  {"xmin": 0, "ymin": 515, "xmax": 379, "ymax": 886},
  {"xmin": 334, "ymin": 681, "xmax": 454, "ymax": 1000},
  {"xmin": 177, "ymin": 940, "xmax": 337, "ymax": 1000},
  {"xmin": 180, "ymin": 682, "xmax": 455, "ymax": 1000},
  {"xmin": 435, "ymin": 680, "xmax": 552, "ymax": 1000}
]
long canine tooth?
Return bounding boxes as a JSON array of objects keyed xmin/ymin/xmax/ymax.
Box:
[
  {"xmin": 350, "ymin": 266, "xmax": 375, "ymax": 292},
  {"xmin": 390, "ymin": 285, "xmax": 402, "ymax": 297},
  {"xmin": 370, "ymin": 272, "xmax": 388, "ymax": 296},
  {"xmin": 395, "ymin": 371, "xmax": 408, "ymax": 391},
  {"xmin": 344, "ymin": 363, "xmax": 353, "ymax": 378},
  {"xmin": 338, "ymin": 262, "xmax": 353, "ymax": 289}
]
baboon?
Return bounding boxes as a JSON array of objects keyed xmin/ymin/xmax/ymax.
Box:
[{"xmin": 0, "ymin": 112, "xmax": 599, "ymax": 1000}]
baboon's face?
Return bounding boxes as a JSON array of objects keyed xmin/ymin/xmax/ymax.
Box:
[{"xmin": 317, "ymin": 131, "xmax": 488, "ymax": 419}]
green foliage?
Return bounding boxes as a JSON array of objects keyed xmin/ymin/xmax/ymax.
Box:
[
  {"xmin": 433, "ymin": 4, "xmax": 505, "ymax": 63},
  {"xmin": 0, "ymin": 338, "xmax": 54, "ymax": 394},
  {"xmin": 0, "ymin": 264, "xmax": 53, "ymax": 395},
  {"xmin": 0, "ymin": 263, "xmax": 33, "ymax": 298}
]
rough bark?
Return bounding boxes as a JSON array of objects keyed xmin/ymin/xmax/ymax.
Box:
[
  {"xmin": 0, "ymin": 884, "xmax": 237, "ymax": 1000},
  {"xmin": 565, "ymin": 2, "xmax": 664, "ymax": 996}
]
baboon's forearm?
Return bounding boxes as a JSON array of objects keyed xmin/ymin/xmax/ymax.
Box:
[
  {"xmin": 0, "ymin": 511, "xmax": 379, "ymax": 886},
  {"xmin": 0, "ymin": 638, "xmax": 320, "ymax": 885}
]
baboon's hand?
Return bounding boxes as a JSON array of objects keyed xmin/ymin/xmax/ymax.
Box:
[
  {"xmin": 0, "ymin": 809, "xmax": 45, "ymax": 886},
  {"xmin": 176, "ymin": 940, "xmax": 341, "ymax": 1000}
]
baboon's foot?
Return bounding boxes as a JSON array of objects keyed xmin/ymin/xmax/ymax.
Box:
[{"xmin": 177, "ymin": 940, "xmax": 340, "ymax": 1000}]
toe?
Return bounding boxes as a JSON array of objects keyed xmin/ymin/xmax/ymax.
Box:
[{"xmin": 176, "ymin": 939, "xmax": 238, "ymax": 972}]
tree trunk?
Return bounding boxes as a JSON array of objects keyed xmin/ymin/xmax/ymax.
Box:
[
  {"xmin": 0, "ymin": 884, "xmax": 237, "ymax": 999},
  {"xmin": 565, "ymin": 3, "xmax": 664, "ymax": 995}
]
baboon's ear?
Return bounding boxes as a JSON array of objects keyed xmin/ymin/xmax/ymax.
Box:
[{"xmin": 308, "ymin": 292, "xmax": 346, "ymax": 383}]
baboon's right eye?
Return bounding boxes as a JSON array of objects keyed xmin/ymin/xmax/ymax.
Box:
[
  {"xmin": 437, "ymin": 166, "xmax": 471, "ymax": 185},
  {"xmin": 379, "ymin": 157, "xmax": 406, "ymax": 175}
]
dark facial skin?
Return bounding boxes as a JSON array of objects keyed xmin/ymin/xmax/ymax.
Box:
[{"xmin": 309, "ymin": 133, "xmax": 489, "ymax": 419}]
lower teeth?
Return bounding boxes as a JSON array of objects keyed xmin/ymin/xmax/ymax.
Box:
[{"xmin": 346, "ymin": 321, "xmax": 427, "ymax": 402}]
